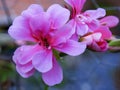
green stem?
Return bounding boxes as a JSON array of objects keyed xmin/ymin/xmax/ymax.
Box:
[{"xmin": 44, "ymin": 85, "xmax": 49, "ymax": 90}]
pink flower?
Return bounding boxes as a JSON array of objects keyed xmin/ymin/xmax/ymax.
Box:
[
  {"xmin": 81, "ymin": 15, "xmax": 119, "ymax": 51},
  {"xmin": 8, "ymin": 4, "xmax": 86, "ymax": 86},
  {"xmin": 64, "ymin": 0, "xmax": 106, "ymax": 36},
  {"xmin": 82, "ymin": 26, "xmax": 112, "ymax": 52}
]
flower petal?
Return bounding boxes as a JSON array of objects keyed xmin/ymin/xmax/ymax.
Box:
[
  {"xmin": 64, "ymin": 0, "xmax": 86, "ymax": 13},
  {"xmin": 42, "ymin": 57, "xmax": 63, "ymax": 86},
  {"xmin": 87, "ymin": 20, "xmax": 100, "ymax": 31},
  {"xmin": 100, "ymin": 16, "xmax": 119, "ymax": 28},
  {"xmin": 16, "ymin": 61, "xmax": 34, "ymax": 73},
  {"xmin": 22, "ymin": 4, "xmax": 44, "ymax": 18},
  {"xmin": 55, "ymin": 40, "xmax": 86, "ymax": 56},
  {"xmin": 47, "ymin": 4, "xmax": 70, "ymax": 29},
  {"xmin": 83, "ymin": 33, "xmax": 102, "ymax": 45},
  {"xmin": 89, "ymin": 39, "xmax": 108, "ymax": 52},
  {"xmin": 32, "ymin": 50, "xmax": 53, "ymax": 73},
  {"xmin": 16, "ymin": 66, "xmax": 35, "ymax": 78},
  {"xmin": 76, "ymin": 23, "xmax": 88, "ymax": 36},
  {"xmin": 8, "ymin": 16, "xmax": 34, "ymax": 41},
  {"xmin": 29, "ymin": 12, "xmax": 50, "ymax": 36},
  {"xmin": 95, "ymin": 26, "xmax": 112, "ymax": 39},
  {"xmin": 13, "ymin": 44, "xmax": 40, "ymax": 65},
  {"xmin": 51, "ymin": 23, "xmax": 75, "ymax": 46},
  {"xmin": 84, "ymin": 8, "xmax": 106, "ymax": 19}
]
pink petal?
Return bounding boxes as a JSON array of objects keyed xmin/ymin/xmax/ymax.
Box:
[
  {"xmin": 89, "ymin": 40, "xmax": 108, "ymax": 52},
  {"xmin": 89, "ymin": 41, "xmax": 100, "ymax": 51},
  {"xmin": 32, "ymin": 50, "xmax": 53, "ymax": 73},
  {"xmin": 51, "ymin": 24, "xmax": 75, "ymax": 46},
  {"xmin": 29, "ymin": 12, "xmax": 50, "ymax": 36},
  {"xmin": 64, "ymin": 0, "xmax": 86, "ymax": 13},
  {"xmin": 84, "ymin": 8, "xmax": 106, "ymax": 19},
  {"xmin": 95, "ymin": 26, "xmax": 112, "ymax": 39},
  {"xmin": 92, "ymin": 33, "xmax": 102, "ymax": 41},
  {"xmin": 67, "ymin": 19, "xmax": 76, "ymax": 34},
  {"xmin": 76, "ymin": 23, "xmax": 88, "ymax": 36},
  {"xmin": 22, "ymin": 4, "xmax": 44, "ymax": 18},
  {"xmin": 16, "ymin": 67, "xmax": 35, "ymax": 78},
  {"xmin": 55, "ymin": 40, "xmax": 86, "ymax": 56},
  {"xmin": 47, "ymin": 4, "xmax": 70, "ymax": 29},
  {"xmin": 83, "ymin": 33, "xmax": 102, "ymax": 45},
  {"xmin": 87, "ymin": 20, "xmax": 100, "ymax": 31},
  {"xmin": 67, "ymin": 20, "xmax": 79, "ymax": 41},
  {"xmin": 8, "ymin": 16, "xmax": 34, "ymax": 41},
  {"xmin": 16, "ymin": 61, "xmax": 34, "ymax": 73},
  {"xmin": 13, "ymin": 44, "xmax": 41, "ymax": 65},
  {"xmin": 70, "ymin": 33, "xmax": 79, "ymax": 41},
  {"xmin": 42, "ymin": 57, "xmax": 63, "ymax": 86},
  {"xmin": 82, "ymin": 35, "xmax": 93, "ymax": 45},
  {"xmin": 100, "ymin": 16, "xmax": 119, "ymax": 28}
]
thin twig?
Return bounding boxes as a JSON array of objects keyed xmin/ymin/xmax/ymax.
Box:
[
  {"xmin": 91, "ymin": 0, "xmax": 100, "ymax": 8},
  {"xmin": 104, "ymin": 6, "xmax": 120, "ymax": 11},
  {"xmin": 1, "ymin": 0, "xmax": 12, "ymax": 25}
]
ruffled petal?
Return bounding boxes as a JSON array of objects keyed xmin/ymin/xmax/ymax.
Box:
[
  {"xmin": 76, "ymin": 23, "xmax": 88, "ymax": 36},
  {"xmin": 8, "ymin": 16, "xmax": 34, "ymax": 41},
  {"xmin": 87, "ymin": 20, "xmax": 100, "ymax": 31},
  {"xmin": 95, "ymin": 26, "xmax": 112, "ymax": 39},
  {"xmin": 13, "ymin": 44, "xmax": 41, "ymax": 65},
  {"xmin": 22, "ymin": 4, "xmax": 44, "ymax": 18},
  {"xmin": 32, "ymin": 50, "xmax": 53, "ymax": 73},
  {"xmin": 84, "ymin": 8, "xmax": 106, "ymax": 19},
  {"xmin": 16, "ymin": 67, "xmax": 35, "ymax": 78},
  {"xmin": 88, "ymin": 39, "xmax": 108, "ymax": 52},
  {"xmin": 8, "ymin": 4, "xmax": 44, "ymax": 41},
  {"xmin": 51, "ymin": 23, "xmax": 75, "ymax": 46},
  {"xmin": 29, "ymin": 12, "xmax": 50, "ymax": 36},
  {"xmin": 42, "ymin": 57, "xmax": 63, "ymax": 86},
  {"xmin": 47, "ymin": 4, "xmax": 70, "ymax": 29},
  {"xmin": 55, "ymin": 40, "xmax": 86, "ymax": 56},
  {"xmin": 83, "ymin": 33, "xmax": 102, "ymax": 45},
  {"xmin": 100, "ymin": 16, "xmax": 119, "ymax": 28},
  {"xmin": 16, "ymin": 61, "xmax": 34, "ymax": 73}
]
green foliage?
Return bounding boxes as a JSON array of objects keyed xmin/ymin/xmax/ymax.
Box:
[
  {"xmin": 0, "ymin": 61, "xmax": 15, "ymax": 83},
  {"xmin": 109, "ymin": 39, "xmax": 120, "ymax": 46},
  {"xmin": 53, "ymin": 49, "xmax": 61, "ymax": 60}
]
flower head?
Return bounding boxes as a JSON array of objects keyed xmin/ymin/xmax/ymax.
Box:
[
  {"xmin": 64, "ymin": 0, "xmax": 119, "ymax": 52},
  {"xmin": 82, "ymin": 26, "xmax": 112, "ymax": 52},
  {"xmin": 8, "ymin": 4, "xmax": 86, "ymax": 86},
  {"xmin": 64, "ymin": 0, "xmax": 119, "ymax": 37}
]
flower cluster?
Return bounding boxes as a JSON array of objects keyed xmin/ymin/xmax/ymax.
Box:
[{"xmin": 8, "ymin": 0, "xmax": 119, "ymax": 86}]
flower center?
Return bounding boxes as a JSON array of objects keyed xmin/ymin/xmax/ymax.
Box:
[
  {"xmin": 43, "ymin": 38, "xmax": 49, "ymax": 48},
  {"xmin": 39, "ymin": 35, "xmax": 51, "ymax": 49},
  {"xmin": 32, "ymin": 31, "xmax": 52, "ymax": 49},
  {"xmin": 76, "ymin": 14, "xmax": 88, "ymax": 23}
]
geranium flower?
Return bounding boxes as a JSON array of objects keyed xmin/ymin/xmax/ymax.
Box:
[
  {"xmin": 64, "ymin": 0, "xmax": 106, "ymax": 36},
  {"xmin": 82, "ymin": 26, "xmax": 112, "ymax": 51},
  {"xmin": 82, "ymin": 16, "xmax": 119, "ymax": 52},
  {"xmin": 8, "ymin": 4, "xmax": 86, "ymax": 86}
]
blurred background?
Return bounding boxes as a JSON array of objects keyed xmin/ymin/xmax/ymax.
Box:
[{"xmin": 0, "ymin": 0, "xmax": 120, "ymax": 90}]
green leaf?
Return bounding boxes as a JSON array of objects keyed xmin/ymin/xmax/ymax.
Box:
[
  {"xmin": 109, "ymin": 39, "xmax": 120, "ymax": 46},
  {"xmin": 0, "ymin": 61, "xmax": 15, "ymax": 83},
  {"xmin": 53, "ymin": 49, "xmax": 61, "ymax": 60}
]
